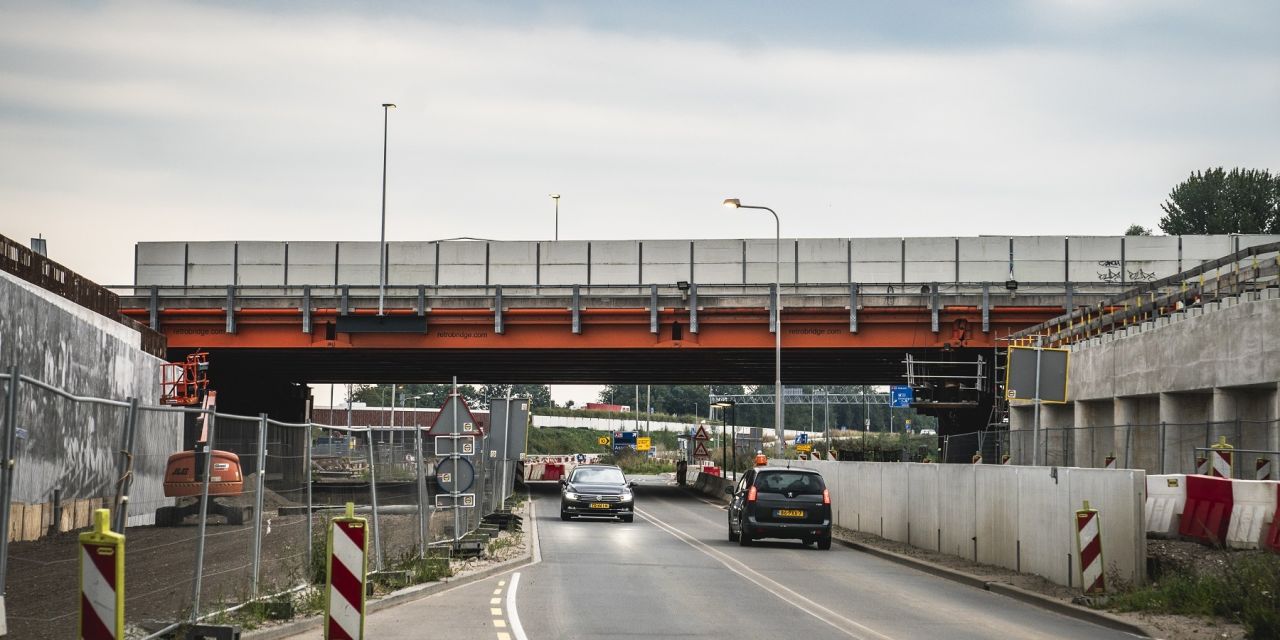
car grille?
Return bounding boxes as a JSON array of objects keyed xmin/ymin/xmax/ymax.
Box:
[{"xmin": 586, "ymin": 495, "xmax": 621, "ymax": 503}]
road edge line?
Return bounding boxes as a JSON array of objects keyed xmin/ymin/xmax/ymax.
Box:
[
  {"xmin": 243, "ymin": 494, "xmax": 541, "ymax": 640},
  {"xmin": 507, "ymin": 571, "xmax": 528, "ymax": 640},
  {"xmin": 832, "ymin": 537, "xmax": 1155, "ymax": 639}
]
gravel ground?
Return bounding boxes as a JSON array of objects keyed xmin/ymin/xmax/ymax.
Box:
[{"xmin": 832, "ymin": 526, "xmax": 1250, "ymax": 640}]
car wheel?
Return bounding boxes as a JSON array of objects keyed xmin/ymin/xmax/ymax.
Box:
[
  {"xmin": 728, "ymin": 517, "xmax": 739, "ymax": 542},
  {"xmin": 817, "ymin": 536, "xmax": 832, "ymax": 550},
  {"xmin": 737, "ymin": 519, "xmax": 752, "ymax": 546},
  {"xmin": 620, "ymin": 515, "xmax": 634, "ymax": 523},
  {"xmin": 560, "ymin": 509, "xmax": 571, "ymax": 521}
]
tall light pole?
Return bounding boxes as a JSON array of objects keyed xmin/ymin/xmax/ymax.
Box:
[
  {"xmin": 378, "ymin": 103, "xmax": 397, "ymax": 316},
  {"xmin": 723, "ymin": 198, "xmax": 783, "ymax": 456},
  {"xmin": 549, "ymin": 194, "xmax": 561, "ymax": 241}
]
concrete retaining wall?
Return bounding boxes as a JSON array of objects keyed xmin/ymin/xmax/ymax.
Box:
[
  {"xmin": 531, "ymin": 415, "xmax": 697, "ymax": 433},
  {"xmin": 792, "ymin": 460, "xmax": 1147, "ymax": 588},
  {"xmin": 0, "ymin": 271, "xmax": 182, "ymax": 536},
  {"xmin": 135, "ymin": 235, "xmax": 1279, "ymax": 290}
]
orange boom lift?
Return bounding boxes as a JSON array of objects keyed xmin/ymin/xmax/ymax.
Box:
[{"xmin": 155, "ymin": 352, "xmax": 249, "ymax": 525}]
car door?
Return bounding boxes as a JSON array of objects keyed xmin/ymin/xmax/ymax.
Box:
[{"xmin": 729, "ymin": 470, "xmax": 754, "ymax": 531}]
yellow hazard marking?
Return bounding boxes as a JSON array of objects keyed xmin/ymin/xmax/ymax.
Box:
[{"xmin": 491, "ymin": 607, "xmax": 503, "ymax": 616}]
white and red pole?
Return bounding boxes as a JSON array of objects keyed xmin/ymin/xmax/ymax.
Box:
[
  {"xmin": 1075, "ymin": 500, "xmax": 1105, "ymax": 595},
  {"xmin": 1210, "ymin": 436, "xmax": 1233, "ymax": 479},
  {"xmin": 79, "ymin": 509, "xmax": 124, "ymax": 639},
  {"xmin": 326, "ymin": 502, "xmax": 368, "ymax": 640},
  {"xmin": 1104, "ymin": 453, "xmax": 1116, "ymax": 470},
  {"xmin": 1257, "ymin": 458, "xmax": 1273, "ymax": 481}
]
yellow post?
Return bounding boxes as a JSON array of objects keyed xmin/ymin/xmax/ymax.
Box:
[{"xmin": 79, "ymin": 508, "xmax": 124, "ymax": 639}]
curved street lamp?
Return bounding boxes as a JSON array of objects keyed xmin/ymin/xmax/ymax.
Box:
[
  {"xmin": 723, "ymin": 198, "xmax": 783, "ymax": 456},
  {"xmin": 378, "ymin": 102, "xmax": 397, "ymax": 316}
]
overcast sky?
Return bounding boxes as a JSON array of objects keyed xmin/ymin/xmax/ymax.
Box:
[{"xmin": 2, "ymin": 1, "xmax": 1277, "ymax": 405}]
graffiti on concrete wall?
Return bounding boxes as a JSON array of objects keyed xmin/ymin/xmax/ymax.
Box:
[{"xmin": 1097, "ymin": 260, "xmax": 1157, "ymax": 283}]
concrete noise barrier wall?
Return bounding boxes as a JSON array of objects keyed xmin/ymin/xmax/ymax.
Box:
[{"xmin": 793, "ymin": 460, "xmax": 1147, "ymax": 588}]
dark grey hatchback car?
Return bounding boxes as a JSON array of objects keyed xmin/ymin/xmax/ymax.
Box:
[{"xmin": 727, "ymin": 466, "xmax": 831, "ymax": 549}]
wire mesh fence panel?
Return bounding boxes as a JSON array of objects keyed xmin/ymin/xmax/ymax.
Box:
[
  {"xmin": 309, "ymin": 424, "xmax": 377, "ymax": 568},
  {"xmin": 257, "ymin": 420, "xmax": 314, "ymax": 601}
]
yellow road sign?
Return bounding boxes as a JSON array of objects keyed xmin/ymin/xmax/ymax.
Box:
[
  {"xmin": 597, "ymin": 436, "xmax": 610, "ymax": 446},
  {"xmin": 637, "ymin": 437, "xmax": 651, "ymax": 451},
  {"xmin": 796, "ymin": 444, "xmax": 813, "ymax": 453}
]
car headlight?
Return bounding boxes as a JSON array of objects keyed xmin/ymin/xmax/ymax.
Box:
[
  {"xmin": 620, "ymin": 490, "xmax": 633, "ymax": 502},
  {"xmin": 563, "ymin": 492, "xmax": 578, "ymax": 500}
]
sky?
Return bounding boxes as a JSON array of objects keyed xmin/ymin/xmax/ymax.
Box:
[{"xmin": 2, "ymin": 1, "xmax": 1278, "ymax": 405}]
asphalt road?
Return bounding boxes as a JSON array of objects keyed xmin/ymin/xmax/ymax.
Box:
[{"xmin": 299, "ymin": 476, "xmax": 1140, "ymax": 640}]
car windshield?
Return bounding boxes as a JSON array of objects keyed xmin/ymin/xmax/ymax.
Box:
[
  {"xmin": 571, "ymin": 467, "xmax": 625, "ymax": 484},
  {"xmin": 755, "ymin": 471, "xmax": 824, "ymax": 495}
]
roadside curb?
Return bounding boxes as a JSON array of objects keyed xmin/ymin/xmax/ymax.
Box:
[
  {"xmin": 244, "ymin": 498, "xmax": 538, "ymax": 640},
  {"xmin": 833, "ymin": 536, "xmax": 1156, "ymax": 638}
]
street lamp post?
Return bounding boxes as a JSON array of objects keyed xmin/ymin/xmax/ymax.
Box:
[
  {"xmin": 378, "ymin": 103, "xmax": 397, "ymax": 316},
  {"xmin": 550, "ymin": 194, "xmax": 560, "ymax": 241},
  {"xmin": 712, "ymin": 400, "xmax": 736, "ymax": 477},
  {"xmin": 723, "ymin": 198, "xmax": 783, "ymax": 456}
]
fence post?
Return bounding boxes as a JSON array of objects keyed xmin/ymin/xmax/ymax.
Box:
[
  {"xmin": 251, "ymin": 413, "xmax": 268, "ymax": 598},
  {"xmin": 189, "ymin": 410, "xmax": 216, "ymax": 623},
  {"xmin": 0, "ymin": 366, "xmax": 21, "ymax": 631},
  {"xmin": 112, "ymin": 397, "xmax": 141, "ymax": 535},
  {"xmin": 305, "ymin": 422, "xmax": 314, "ymax": 572},
  {"xmin": 365, "ymin": 427, "xmax": 383, "ymax": 572},
  {"xmin": 414, "ymin": 421, "xmax": 427, "ymax": 558}
]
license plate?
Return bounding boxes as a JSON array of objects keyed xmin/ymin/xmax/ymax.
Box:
[
  {"xmin": 775, "ymin": 509, "xmax": 805, "ymax": 518},
  {"xmin": 590, "ymin": 503, "xmax": 611, "ymax": 509}
]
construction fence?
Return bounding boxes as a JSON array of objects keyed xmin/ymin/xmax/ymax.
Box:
[
  {"xmin": 942, "ymin": 419, "xmax": 1280, "ymax": 477},
  {"xmin": 0, "ymin": 370, "xmax": 524, "ymax": 640}
]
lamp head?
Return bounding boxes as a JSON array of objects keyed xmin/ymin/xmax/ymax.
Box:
[
  {"xmin": 382, "ymin": 103, "xmax": 397, "ymax": 109},
  {"xmin": 550, "ymin": 193, "xmax": 560, "ymax": 199},
  {"xmin": 722, "ymin": 198, "xmax": 741, "ymax": 209}
]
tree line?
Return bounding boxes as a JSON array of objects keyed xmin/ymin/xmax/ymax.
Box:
[{"xmin": 1127, "ymin": 167, "xmax": 1278, "ymax": 235}]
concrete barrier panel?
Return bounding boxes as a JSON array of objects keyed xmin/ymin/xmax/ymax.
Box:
[
  {"xmin": 336, "ymin": 242, "xmax": 380, "ymax": 286},
  {"xmin": 591, "ymin": 240, "xmax": 640, "ymax": 285},
  {"xmin": 850, "ymin": 238, "xmax": 901, "ymax": 283},
  {"xmin": 1227, "ymin": 479, "xmax": 1279, "ymax": 549},
  {"xmin": 907, "ymin": 463, "xmax": 940, "ymax": 550},
  {"xmin": 904, "ymin": 238, "xmax": 955, "ymax": 283},
  {"xmin": 976, "ymin": 466, "xmax": 1019, "ymax": 570},
  {"xmin": 640, "ymin": 240, "xmax": 689, "ymax": 285},
  {"xmin": 693, "ymin": 239, "xmax": 743, "ymax": 284},
  {"xmin": 880, "ymin": 464, "xmax": 909, "ymax": 543},
  {"xmin": 745, "ymin": 239, "xmax": 797, "ymax": 285},
  {"xmin": 237, "ymin": 241, "xmax": 286, "ymax": 286},
  {"xmin": 488, "ymin": 242, "xmax": 539, "ymax": 286},
  {"xmin": 288, "ymin": 241, "xmax": 339, "ymax": 286},
  {"xmin": 1016, "ymin": 466, "xmax": 1074, "ymax": 586},
  {"xmin": 1145, "ymin": 474, "xmax": 1186, "ymax": 537},
  {"xmin": 854, "ymin": 463, "xmax": 883, "ymax": 535},
  {"xmin": 938, "ymin": 464, "xmax": 977, "ymax": 560},
  {"xmin": 1068, "ymin": 468, "xmax": 1147, "ymax": 587}
]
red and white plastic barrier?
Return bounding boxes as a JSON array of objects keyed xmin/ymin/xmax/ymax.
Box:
[
  {"xmin": 1257, "ymin": 457, "xmax": 1273, "ymax": 481},
  {"xmin": 1210, "ymin": 448, "xmax": 1233, "ymax": 479},
  {"xmin": 326, "ymin": 502, "xmax": 368, "ymax": 640},
  {"xmin": 1195, "ymin": 456, "xmax": 1209, "ymax": 475},
  {"xmin": 1149, "ymin": 474, "xmax": 1280, "ymax": 549},
  {"xmin": 79, "ymin": 509, "xmax": 124, "ymax": 640},
  {"xmin": 1104, "ymin": 454, "xmax": 1117, "ymax": 470},
  {"xmin": 1075, "ymin": 501, "xmax": 1105, "ymax": 594}
]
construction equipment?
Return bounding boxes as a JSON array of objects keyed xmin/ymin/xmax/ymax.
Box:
[{"xmin": 156, "ymin": 354, "xmax": 250, "ymax": 526}]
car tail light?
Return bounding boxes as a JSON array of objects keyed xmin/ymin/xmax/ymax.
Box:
[
  {"xmin": 747, "ymin": 486, "xmax": 757, "ymax": 502},
  {"xmin": 822, "ymin": 489, "xmax": 830, "ymax": 505}
]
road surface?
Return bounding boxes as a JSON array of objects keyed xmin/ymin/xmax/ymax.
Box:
[{"xmin": 294, "ymin": 476, "xmax": 1139, "ymax": 639}]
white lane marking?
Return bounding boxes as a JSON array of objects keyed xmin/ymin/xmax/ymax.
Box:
[
  {"xmin": 494, "ymin": 619, "xmax": 507, "ymax": 628},
  {"xmin": 497, "ymin": 633, "xmax": 511, "ymax": 640},
  {"xmin": 491, "ymin": 597, "xmax": 501, "ymax": 605},
  {"xmin": 491, "ymin": 607, "xmax": 503, "ymax": 616},
  {"xmin": 636, "ymin": 508, "xmax": 894, "ymax": 640},
  {"xmin": 507, "ymin": 571, "xmax": 529, "ymax": 640},
  {"xmin": 499, "ymin": 580, "xmax": 506, "ymax": 586}
]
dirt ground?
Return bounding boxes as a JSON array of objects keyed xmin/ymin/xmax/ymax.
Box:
[
  {"xmin": 5, "ymin": 504, "xmax": 458, "ymax": 640},
  {"xmin": 832, "ymin": 526, "xmax": 1251, "ymax": 640}
]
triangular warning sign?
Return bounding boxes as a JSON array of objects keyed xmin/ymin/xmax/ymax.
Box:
[
  {"xmin": 427, "ymin": 393, "xmax": 485, "ymax": 436},
  {"xmin": 693, "ymin": 442, "xmax": 710, "ymax": 458},
  {"xmin": 694, "ymin": 425, "xmax": 710, "ymax": 441}
]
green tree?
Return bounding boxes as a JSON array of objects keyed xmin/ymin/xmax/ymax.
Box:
[
  {"xmin": 352, "ymin": 383, "xmax": 480, "ymax": 409},
  {"xmin": 1158, "ymin": 167, "xmax": 1279, "ymax": 235},
  {"xmin": 1125, "ymin": 224, "xmax": 1152, "ymax": 236},
  {"xmin": 479, "ymin": 384, "xmax": 553, "ymax": 409}
]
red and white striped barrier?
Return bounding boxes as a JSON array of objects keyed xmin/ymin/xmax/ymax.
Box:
[
  {"xmin": 1144, "ymin": 475, "xmax": 1186, "ymax": 538},
  {"xmin": 1257, "ymin": 458, "xmax": 1273, "ymax": 481},
  {"xmin": 79, "ymin": 509, "xmax": 124, "ymax": 640},
  {"xmin": 1209, "ymin": 437, "xmax": 1233, "ymax": 478},
  {"xmin": 1195, "ymin": 456, "xmax": 1208, "ymax": 475},
  {"xmin": 1227, "ymin": 480, "xmax": 1279, "ymax": 549},
  {"xmin": 326, "ymin": 502, "xmax": 368, "ymax": 640},
  {"xmin": 1150, "ymin": 474, "xmax": 1280, "ymax": 549},
  {"xmin": 971, "ymin": 452, "xmax": 982, "ymax": 464},
  {"xmin": 1104, "ymin": 454, "xmax": 1116, "ymax": 470},
  {"xmin": 1000, "ymin": 453, "xmax": 1011, "ymax": 465},
  {"xmin": 1075, "ymin": 501, "xmax": 1105, "ymax": 595},
  {"xmin": 1179, "ymin": 475, "xmax": 1234, "ymax": 544}
]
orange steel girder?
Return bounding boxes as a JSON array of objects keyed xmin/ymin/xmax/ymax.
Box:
[{"xmin": 124, "ymin": 306, "xmax": 1060, "ymax": 350}]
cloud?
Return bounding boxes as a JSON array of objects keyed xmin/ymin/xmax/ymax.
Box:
[{"xmin": 0, "ymin": 1, "xmax": 1276, "ymax": 285}]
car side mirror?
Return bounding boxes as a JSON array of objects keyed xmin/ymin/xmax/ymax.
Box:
[
  {"xmin": 628, "ymin": 481, "xmax": 637, "ymax": 489},
  {"xmin": 559, "ymin": 478, "xmax": 567, "ymax": 486}
]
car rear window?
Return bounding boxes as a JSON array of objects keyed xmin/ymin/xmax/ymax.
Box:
[{"xmin": 754, "ymin": 471, "xmax": 825, "ymax": 494}]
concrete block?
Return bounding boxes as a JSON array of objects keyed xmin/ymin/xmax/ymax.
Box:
[
  {"xmin": 1226, "ymin": 479, "xmax": 1277, "ymax": 549},
  {"xmin": 136, "ymin": 242, "xmax": 186, "ymax": 266},
  {"xmin": 337, "ymin": 242, "xmax": 380, "ymax": 265},
  {"xmin": 1145, "ymin": 474, "xmax": 1186, "ymax": 537},
  {"xmin": 850, "ymin": 262, "xmax": 900, "ymax": 283},
  {"xmin": 904, "ymin": 262, "xmax": 953, "ymax": 283},
  {"xmin": 850, "ymin": 238, "xmax": 902, "ymax": 263},
  {"xmin": 975, "ymin": 466, "xmax": 1019, "ymax": 570},
  {"xmin": 1014, "ymin": 261, "xmax": 1065, "ymax": 283},
  {"xmin": 1016, "ymin": 466, "xmax": 1073, "ymax": 586},
  {"xmin": 237, "ymin": 241, "xmax": 286, "ymax": 265},
  {"xmin": 135, "ymin": 265, "xmax": 183, "ymax": 287},
  {"xmin": 745, "ymin": 262, "xmax": 797, "ymax": 286},
  {"xmin": 1181, "ymin": 236, "xmax": 1232, "ymax": 262},
  {"xmin": 1068, "ymin": 237, "xmax": 1124, "ymax": 261},
  {"xmin": 591, "ymin": 240, "xmax": 640, "ymax": 267},
  {"xmin": 437, "ymin": 241, "xmax": 486, "ymax": 265},
  {"xmin": 957, "ymin": 261, "xmax": 1008, "ymax": 282},
  {"xmin": 289, "ymin": 241, "xmax": 338, "ymax": 265},
  {"xmin": 907, "ymin": 464, "xmax": 940, "ymax": 551},
  {"xmin": 693, "ymin": 239, "xmax": 741, "ymax": 264},
  {"xmin": 855, "ymin": 463, "xmax": 884, "ymax": 536},
  {"xmin": 336, "ymin": 264, "xmax": 379, "ymax": 286},
  {"xmin": 1014, "ymin": 236, "xmax": 1065, "ymax": 261},
  {"xmin": 1222, "ymin": 296, "xmax": 1238, "ymax": 307},
  {"xmin": 694, "ymin": 262, "xmax": 741, "ymax": 285},
  {"xmin": 1124, "ymin": 260, "xmax": 1178, "ymax": 283},
  {"xmin": 1204, "ymin": 302, "xmax": 1220, "ymax": 312},
  {"xmin": 238, "ymin": 264, "xmax": 284, "ymax": 286},
  {"xmin": 591, "ymin": 264, "xmax": 637, "ymax": 285},
  {"xmin": 798, "ymin": 238, "xmax": 847, "ymax": 263},
  {"xmin": 1124, "ymin": 236, "xmax": 1179, "ymax": 261},
  {"xmin": 186, "ymin": 264, "xmax": 233, "ymax": 286},
  {"xmin": 488, "ymin": 265, "xmax": 538, "ymax": 286},
  {"xmin": 1068, "ymin": 468, "xmax": 1147, "ymax": 586},
  {"xmin": 643, "ymin": 264, "xmax": 689, "ymax": 286},
  {"xmin": 958, "ymin": 237, "xmax": 1007, "ymax": 262},
  {"xmin": 937, "ymin": 465, "xmax": 978, "ymax": 560},
  {"xmin": 1236, "ymin": 234, "xmax": 1280, "ymax": 250},
  {"xmin": 290, "ymin": 265, "xmax": 337, "ymax": 286},
  {"xmin": 640, "ymin": 240, "xmax": 689, "ymax": 265},
  {"xmin": 488, "ymin": 242, "xmax": 538, "ymax": 266},
  {"xmin": 438, "ymin": 264, "xmax": 486, "ymax": 286},
  {"xmin": 802, "ymin": 263, "xmax": 847, "ymax": 284},
  {"xmin": 904, "ymin": 237, "xmax": 954, "ymax": 262},
  {"xmin": 540, "ymin": 264, "xmax": 589, "ymax": 286},
  {"xmin": 187, "ymin": 241, "xmax": 235, "ymax": 265},
  {"xmin": 1265, "ymin": 288, "xmax": 1280, "ymax": 300}
]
